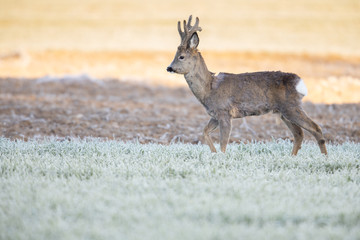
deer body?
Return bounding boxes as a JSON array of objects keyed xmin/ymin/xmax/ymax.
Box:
[{"xmin": 167, "ymin": 16, "xmax": 327, "ymax": 155}]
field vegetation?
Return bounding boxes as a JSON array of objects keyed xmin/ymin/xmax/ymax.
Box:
[{"xmin": 1, "ymin": 138, "xmax": 359, "ymax": 240}]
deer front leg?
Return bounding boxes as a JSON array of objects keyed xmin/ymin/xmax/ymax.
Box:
[
  {"xmin": 203, "ymin": 118, "xmax": 219, "ymax": 152},
  {"xmin": 219, "ymin": 115, "xmax": 232, "ymax": 153}
]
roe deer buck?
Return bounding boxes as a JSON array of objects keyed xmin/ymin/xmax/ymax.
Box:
[{"xmin": 167, "ymin": 15, "xmax": 327, "ymax": 155}]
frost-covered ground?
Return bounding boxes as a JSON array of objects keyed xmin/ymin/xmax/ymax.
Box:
[{"xmin": 1, "ymin": 138, "xmax": 359, "ymax": 240}]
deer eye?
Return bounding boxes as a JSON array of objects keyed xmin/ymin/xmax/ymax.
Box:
[{"xmin": 179, "ymin": 56, "xmax": 185, "ymax": 60}]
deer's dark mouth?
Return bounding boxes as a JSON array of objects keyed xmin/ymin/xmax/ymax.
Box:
[{"xmin": 167, "ymin": 66, "xmax": 176, "ymax": 73}]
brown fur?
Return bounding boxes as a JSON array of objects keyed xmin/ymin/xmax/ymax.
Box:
[{"xmin": 167, "ymin": 16, "xmax": 327, "ymax": 155}]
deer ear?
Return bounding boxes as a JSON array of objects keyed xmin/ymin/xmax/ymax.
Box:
[{"xmin": 188, "ymin": 32, "xmax": 199, "ymax": 49}]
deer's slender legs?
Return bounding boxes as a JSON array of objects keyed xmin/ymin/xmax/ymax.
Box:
[
  {"xmin": 219, "ymin": 115, "xmax": 232, "ymax": 153},
  {"xmin": 280, "ymin": 115, "xmax": 304, "ymax": 155},
  {"xmin": 282, "ymin": 107, "xmax": 327, "ymax": 155},
  {"xmin": 203, "ymin": 118, "xmax": 219, "ymax": 152}
]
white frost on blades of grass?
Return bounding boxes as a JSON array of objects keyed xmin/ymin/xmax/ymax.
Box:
[{"xmin": 0, "ymin": 138, "xmax": 359, "ymax": 240}]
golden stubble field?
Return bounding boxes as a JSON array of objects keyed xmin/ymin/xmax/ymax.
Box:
[
  {"xmin": 1, "ymin": 0, "xmax": 360, "ymax": 54},
  {"xmin": 0, "ymin": 0, "xmax": 359, "ymax": 142}
]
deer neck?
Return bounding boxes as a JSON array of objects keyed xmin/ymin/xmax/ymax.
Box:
[{"xmin": 184, "ymin": 52, "xmax": 213, "ymax": 103}]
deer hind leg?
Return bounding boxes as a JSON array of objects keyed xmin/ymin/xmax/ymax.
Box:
[
  {"xmin": 203, "ymin": 118, "xmax": 219, "ymax": 152},
  {"xmin": 280, "ymin": 115, "xmax": 304, "ymax": 155},
  {"xmin": 282, "ymin": 107, "xmax": 327, "ymax": 155}
]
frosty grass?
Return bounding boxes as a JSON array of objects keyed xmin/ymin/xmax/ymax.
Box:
[{"xmin": 0, "ymin": 137, "xmax": 359, "ymax": 240}]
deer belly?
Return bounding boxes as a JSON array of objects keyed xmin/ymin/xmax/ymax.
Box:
[{"xmin": 230, "ymin": 104, "xmax": 270, "ymax": 118}]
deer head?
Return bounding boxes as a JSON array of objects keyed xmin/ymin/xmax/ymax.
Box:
[{"xmin": 167, "ymin": 15, "xmax": 202, "ymax": 74}]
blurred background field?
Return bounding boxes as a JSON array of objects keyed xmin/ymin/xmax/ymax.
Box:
[
  {"xmin": 1, "ymin": 0, "xmax": 360, "ymax": 103},
  {"xmin": 1, "ymin": 0, "xmax": 359, "ymax": 53},
  {"xmin": 0, "ymin": 0, "xmax": 359, "ymax": 141}
]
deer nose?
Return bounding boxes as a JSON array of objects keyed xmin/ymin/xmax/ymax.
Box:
[{"xmin": 167, "ymin": 66, "xmax": 175, "ymax": 73}]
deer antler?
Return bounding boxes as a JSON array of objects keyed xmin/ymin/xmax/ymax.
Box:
[{"xmin": 178, "ymin": 15, "xmax": 202, "ymax": 46}]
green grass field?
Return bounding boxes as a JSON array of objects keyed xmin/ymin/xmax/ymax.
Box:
[{"xmin": 1, "ymin": 138, "xmax": 359, "ymax": 239}]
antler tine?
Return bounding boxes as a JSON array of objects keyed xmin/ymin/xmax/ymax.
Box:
[
  {"xmin": 186, "ymin": 16, "xmax": 202, "ymax": 38},
  {"xmin": 178, "ymin": 16, "xmax": 202, "ymax": 45},
  {"xmin": 186, "ymin": 15, "xmax": 193, "ymax": 30},
  {"xmin": 178, "ymin": 21, "xmax": 184, "ymax": 38},
  {"xmin": 186, "ymin": 15, "xmax": 202, "ymax": 32},
  {"xmin": 183, "ymin": 20, "xmax": 188, "ymax": 35},
  {"xmin": 191, "ymin": 17, "xmax": 202, "ymax": 32}
]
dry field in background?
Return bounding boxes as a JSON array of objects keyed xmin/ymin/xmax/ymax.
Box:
[
  {"xmin": 0, "ymin": 0, "xmax": 359, "ymax": 142},
  {"xmin": 1, "ymin": 0, "xmax": 359, "ymax": 54},
  {"xmin": 1, "ymin": 50, "xmax": 359, "ymax": 104},
  {"xmin": 1, "ymin": 76, "xmax": 359, "ymax": 144}
]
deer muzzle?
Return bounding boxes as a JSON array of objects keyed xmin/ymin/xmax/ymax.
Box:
[{"xmin": 167, "ymin": 66, "xmax": 176, "ymax": 73}]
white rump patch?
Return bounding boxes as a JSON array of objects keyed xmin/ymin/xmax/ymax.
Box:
[{"xmin": 296, "ymin": 79, "xmax": 308, "ymax": 96}]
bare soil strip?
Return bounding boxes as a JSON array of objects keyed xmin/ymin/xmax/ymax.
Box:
[{"xmin": 1, "ymin": 77, "xmax": 358, "ymax": 143}]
